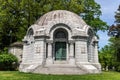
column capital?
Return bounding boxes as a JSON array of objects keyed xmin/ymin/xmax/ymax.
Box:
[
  {"xmin": 68, "ymin": 40, "xmax": 75, "ymax": 44},
  {"xmin": 46, "ymin": 40, "xmax": 53, "ymax": 44}
]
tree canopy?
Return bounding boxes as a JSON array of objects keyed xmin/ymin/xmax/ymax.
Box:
[
  {"xmin": 0, "ymin": 0, "xmax": 107, "ymax": 50},
  {"xmin": 99, "ymin": 37, "xmax": 120, "ymax": 71},
  {"xmin": 108, "ymin": 5, "xmax": 120, "ymax": 37},
  {"xmin": 99, "ymin": 5, "xmax": 120, "ymax": 72},
  {"xmin": 108, "ymin": 5, "xmax": 120, "ymax": 62},
  {"xmin": 99, "ymin": 45, "xmax": 114, "ymax": 71}
]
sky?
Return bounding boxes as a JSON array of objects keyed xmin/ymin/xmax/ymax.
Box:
[{"xmin": 95, "ymin": 0, "xmax": 120, "ymax": 49}]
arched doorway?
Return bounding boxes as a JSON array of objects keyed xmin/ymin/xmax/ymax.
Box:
[{"xmin": 54, "ymin": 28, "xmax": 68, "ymax": 60}]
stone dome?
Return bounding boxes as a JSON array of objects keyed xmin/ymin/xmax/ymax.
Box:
[
  {"xmin": 28, "ymin": 10, "xmax": 90, "ymax": 37},
  {"xmin": 35, "ymin": 10, "xmax": 86, "ymax": 27}
]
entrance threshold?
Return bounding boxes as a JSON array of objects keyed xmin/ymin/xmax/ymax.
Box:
[{"xmin": 54, "ymin": 61, "xmax": 68, "ymax": 64}]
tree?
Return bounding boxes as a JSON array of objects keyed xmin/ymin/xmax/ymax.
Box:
[
  {"xmin": 99, "ymin": 5, "xmax": 120, "ymax": 72},
  {"xmin": 108, "ymin": 5, "xmax": 120, "ymax": 37},
  {"xmin": 108, "ymin": 5, "xmax": 120, "ymax": 63},
  {"xmin": 108, "ymin": 37, "xmax": 120, "ymax": 71},
  {"xmin": 82, "ymin": 0, "xmax": 108, "ymax": 33},
  {"xmin": 0, "ymin": 0, "xmax": 107, "ymax": 50},
  {"xmin": 0, "ymin": 0, "xmax": 27, "ymax": 49},
  {"xmin": 99, "ymin": 45, "xmax": 114, "ymax": 71},
  {"xmin": 109, "ymin": 38, "xmax": 120, "ymax": 62}
]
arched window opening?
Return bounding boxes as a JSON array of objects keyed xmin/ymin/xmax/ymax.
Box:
[
  {"xmin": 87, "ymin": 29, "xmax": 93, "ymax": 44},
  {"xmin": 55, "ymin": 31, "xmax": 66, "ymax": 39},
  {"xmin": 27, "ymin": 28, "xmax": 34, "ymax": 44},
  {"xmin": 54, "ymin": 28, "xmax": 68, "ymax": 41},
  {"xmin": 27, "ymin": 29, "xmax": 34, "ymax": 37}
]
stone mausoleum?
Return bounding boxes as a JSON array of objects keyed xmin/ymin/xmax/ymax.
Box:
[{"xmin": 19, "ymin": 10, "xmax": 101, "ymax": 74}]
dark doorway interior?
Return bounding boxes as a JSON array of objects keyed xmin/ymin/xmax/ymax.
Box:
[
  {"xmin": 55, "ymin": 42, "xmax": 66, "ymax": 60},
  {"xmin": 53, "ymin": 28, "xmax": 68, "ymax": 61}
]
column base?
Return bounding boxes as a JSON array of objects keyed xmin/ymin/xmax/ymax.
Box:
[
  {"xmin": 69, "ymin": 57, "xmax": 75, "ymax": 65},
  {"xmin": 46, "ymin": 57, "xmax": 53, "ymax": 65}
]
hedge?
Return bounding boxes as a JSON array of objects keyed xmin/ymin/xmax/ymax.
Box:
[{"xmin": 0, "ymin": 53, "xmax": 18, "ymax": 70}]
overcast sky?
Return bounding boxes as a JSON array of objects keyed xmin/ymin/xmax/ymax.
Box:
[{"xmin": 95, "ymin": 0, "xmax": 120, "ymax": 49}]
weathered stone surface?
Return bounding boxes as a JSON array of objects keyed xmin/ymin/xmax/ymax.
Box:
[
  {"xmin": 9, "ymin": 42, "xmax": 23, "ymax": 62},
  {"xmin": 19, "ymin": 10, "xmax": 101, "ymax": 74}
]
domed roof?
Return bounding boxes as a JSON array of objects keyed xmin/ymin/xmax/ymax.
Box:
[
  {"xmin": 28, "ymin": 10, "xmax": 90, "ymax": 37},
  {"xmin": 35, "ymin": 10, "xmax": 86, "ymax": 27}
]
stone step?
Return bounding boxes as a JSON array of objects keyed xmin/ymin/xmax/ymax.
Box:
[
  {"xmin": 33, "ymin": 66, "xmax": 87, "ymax": 75},
  {"xmin": 53, "ymin": 61, "xmax": 68, "ymax": 64},
  {"xmin": 45, "ymin": 64, "xmax": 77, "ymax": 68},
  {"xmin": 32, "ymin": 64, "xmax": 88, "ymax": 74}
]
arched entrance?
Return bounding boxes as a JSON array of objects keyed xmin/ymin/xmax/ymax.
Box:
[{"xmin": 54, "ymin": 28, "xmax": 68, "ymax": 60}]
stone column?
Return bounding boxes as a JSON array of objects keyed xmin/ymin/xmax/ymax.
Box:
[
  {"xmin": 93, "ymin": 41, "xmax": 99, "ymax": 63},
  {"xmin": 69, "ymin": 42, "xmax": 75, "ymax": 64},
  {"xmin": 66, "ymin": 43, "xmax": 69, "ymax": 60},
  {"xmin": 46, "ymin": 42, "xmax": 53, "ymax": 65},
  {"xmin": 88, "ymin": 43, "xmax": 93, "ymax": 62},
  {"xmin": 93, "ymin": 40, "xmax": 101, "ymax": 71},
  {"xmin": 75, "ymin": 41, "xmax": 81, "ymax": 63}
]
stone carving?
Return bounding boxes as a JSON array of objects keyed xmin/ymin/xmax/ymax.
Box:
[
  {"xmin": 81, "ymin": 46, "xmax": 85, "ymax": 54},
  {"xmin": 36, "ymin": 46, "xmax": 41, "ymax": 53}
]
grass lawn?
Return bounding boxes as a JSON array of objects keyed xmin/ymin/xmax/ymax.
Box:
[{"xmin": 0, "ymin": 71, "xmax": 120, "ymax": 80}]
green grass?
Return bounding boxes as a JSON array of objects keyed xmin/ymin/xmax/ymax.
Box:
[{"xmin": 0, "ymin": 71, "xmax": 120, "ymax": 80}]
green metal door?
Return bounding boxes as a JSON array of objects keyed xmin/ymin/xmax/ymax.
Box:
[{"xmin": 55, "ymin": 42, "xmax": 66, "ymax": 60}]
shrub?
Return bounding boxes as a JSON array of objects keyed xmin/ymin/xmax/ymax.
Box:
[
  {"xmin": 113, "ymin": 62, "xmax": 120, "ymax": 72},
  {"xmin": 0, "ymin": 53, "xmax": 18, "ymax": 71}
]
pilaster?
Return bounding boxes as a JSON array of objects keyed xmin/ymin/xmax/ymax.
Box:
[
  {"xmin": 46, "ymin": 40, "xmax": 53, "ymax": 65},
  {"xmin": 93, "ymin": 41, "xmax": 99, "ymax": 63},
  {"xmin": 74, "ymin": 36, "xmax": 88, "ymax": 64},
  {"xmin": 69, "ymin": 40, "xmax": 75, "ymax": 64},
  {"xmin": 88, "ymin": 43, "xmax": 94, "ymax": 62}
]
